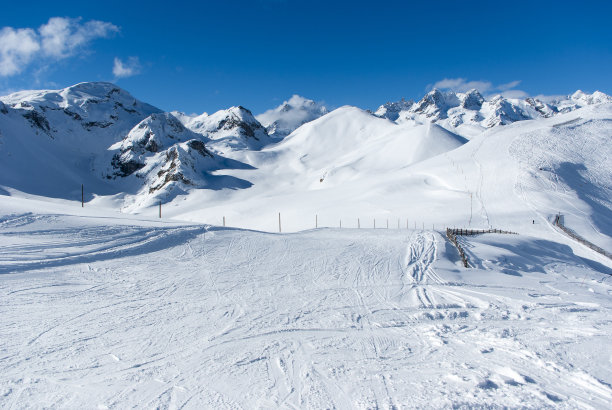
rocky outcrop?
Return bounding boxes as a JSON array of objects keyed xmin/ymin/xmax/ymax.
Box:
[{"xmin": 374, "ymin": 98, "xmax": 414, "ymax": 121}]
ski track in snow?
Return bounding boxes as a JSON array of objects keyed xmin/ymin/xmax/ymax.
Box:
[{"xmin": 1, "ymin": 215, "xmax": 611, "ymax": 408}]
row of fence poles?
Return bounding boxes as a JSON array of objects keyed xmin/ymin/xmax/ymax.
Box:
[
  {"xmin": 79, "ymin": 185, "xmax": 467, "ymax": 230},
  {"xmin": 217, "ymin": 214, "xmax": 441, "ymax": 232}
]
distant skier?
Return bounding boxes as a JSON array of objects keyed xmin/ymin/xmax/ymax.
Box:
[{"xmin": 532, "ymin": 220, "xmax": 535, "ymax": 224}]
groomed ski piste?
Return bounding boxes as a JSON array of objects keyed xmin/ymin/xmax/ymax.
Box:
[
  {"xmin": 1, "ymin": 86, "xmax": 612, "ymax": 408},
  {"xmin": 1, "ymin": 197, "xmax": 611, "ymax": 408}
]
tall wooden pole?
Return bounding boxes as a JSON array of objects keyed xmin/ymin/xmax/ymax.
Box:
[
  {"xmin": 81, "ymin": 184, "xmax": 84, "ymax": 207},
  {"xmin": 469, "ymin": 192, "xmax": 473, "ymax": 226}
]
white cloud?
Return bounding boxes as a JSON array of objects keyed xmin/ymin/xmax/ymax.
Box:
[
  {"xmin": 113, "ymin": 57, "xmax": 140, "ymax": 78},
  {"xmin": 432, "ymin": 78, "xmax": 493, "ymax": 93},
  {"xmin": 498, "ymin": 89, "xmax": 528, "ymax": 99},
  {"xmin": 497, "ymin": 80, "xmax": 521, "ymax": 91},
  {"xmin": 431, "ymin": 77, "xmax": 528, "ymax": 98},
  {"xmin": 0, "ymin": 27, "xmax": 40, "ymax": 76},
  {"xmin": 0, "ymin": 17, "xmax": 118, "ymax": 77}
]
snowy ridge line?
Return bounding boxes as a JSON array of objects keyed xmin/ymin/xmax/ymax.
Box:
[
  {"xmin": 554, "ymin": 214, "xmax": 612, "ymax": 261},
  {"xmin": 446, "ymin": 228, "xmax": 518, "ymax": 268}
]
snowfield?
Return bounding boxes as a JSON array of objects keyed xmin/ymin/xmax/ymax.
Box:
[
  {"xmin": 1, "ymin": 203, "xmax": 611, "ymax": 408},
  {"xmin": 1, "ymin": 83, "xmax": 612, "ymax": 408}
]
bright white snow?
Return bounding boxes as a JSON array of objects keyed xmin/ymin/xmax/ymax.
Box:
[
  {"xmin": 1, "ymin": 83, "xmax": 612, "ymax": 408},
  {"xmin": 0, "ymin": 201, "xmax": 611, "ymax": 408}
]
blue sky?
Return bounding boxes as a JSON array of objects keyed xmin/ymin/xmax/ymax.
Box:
[{"xmin": 1, "ymin": 0, "xmax": 611, "ymax": 114}]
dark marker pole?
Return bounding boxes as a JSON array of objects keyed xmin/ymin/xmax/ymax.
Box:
[{"xmin": 81, "ymin": 184, "xmax": 84, "ymax": 207}]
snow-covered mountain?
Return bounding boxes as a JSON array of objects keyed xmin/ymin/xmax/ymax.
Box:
[
  {"xmin": 373, "ymin": 98, "xmax": 414, "ymax": 121},
  {"xmin": 0, "ymin": 82, "xmax": 160, "ymax": 146},
  {"xmin": 175, "ymin": 106, "xmax": 272, "ymax": 152},
  {"xmin": 256, "ymin": 95, "xmax": 328, "ymax": 139},
  {"xmin": 1, "ymin": 81, "xmax": 611, "ymax": 233},
  {"xmin": 376, "ymin": 88, "xmax": 611, "ymax": 138},
  {"xmin": 0, "ymin": 82, "xmax": 251, "ymax": 205}
]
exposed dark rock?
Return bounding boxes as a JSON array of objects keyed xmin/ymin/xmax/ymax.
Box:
[
  {"xmin": 115, "ymin": 102, "xmax": 137, "ymax": 114},
  {"xmin": 23, "ymin": 110, "xmax": 51, "ymax": 134},
  {"xmin": 63, "ymin": 109, "xmax": 82, "ymax": 121},
  {"xmin": 145, "ymin": 138, "xmax": 159, "ymax": 153},
  {"xmin": 525, "ymin": 97, "xmax": 557, "ymax": 118},
  {"xmin": 461, "ymin": 90, "xmax": 485, "ymax": 110},
  {"xmin": 187, "ymin": 139, "xmax": 213, "ymax": 157},
  {"xmin": 149, "ymin": 171, "xmax": 192, "ymax": 193},
  {"xmin": 83, "ymin": 121, "xmax": 113, "ymax": 129},
  {"xmin": 111, "ymin": 153, "xmax": 145, "ymax": 177}
]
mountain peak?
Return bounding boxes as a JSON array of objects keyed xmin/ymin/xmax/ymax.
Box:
[
  {"xmin": 374, "ymin": 98, "xmax": 414, "ymax": 121},
  {"xmin": 460, "ymin": 89, "xmax": 484, "ymax": 110},
  {"xmin": 410, "ymin": 88, "xmax": 460, "ymax": 119},
  {"xmin": 256, "ymin": 95, "xmax": 328, "ymax": 139}
]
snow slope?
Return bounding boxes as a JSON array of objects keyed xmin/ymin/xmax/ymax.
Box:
[
  {"xmin": 163, "ymin": 102, "xmax": 612, "ymax": 263},
  {"xmin": 169, "ymin": 106, "xmax": 470, "ymax": 232},
  {"xmin": 1, "ymin": 83, "xmax": 612, "ymax": 408},
  {"xmin": 0, "ymin": 202, "xmax": 610, "ymax": 408},
  {"xmin": 256, "ymin": 95, "xmax": 328, "ymax": 139}
]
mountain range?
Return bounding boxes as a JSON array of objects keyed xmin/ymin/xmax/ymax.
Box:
[{"xmin": 1, "ymin": 82, "xmax": 611, "ymax": 246}]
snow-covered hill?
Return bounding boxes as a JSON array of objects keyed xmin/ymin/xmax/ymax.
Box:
[
  {"xmin": 1, "ymin": 82, "xmax": 612, "ymax": 408},
  {"xmin": 256, "ymin": 94, "xmax": 328, "ymax": 139},
  {"xmin": 1, "ymin": 81, "xmax": 611, "ymax": 247}
]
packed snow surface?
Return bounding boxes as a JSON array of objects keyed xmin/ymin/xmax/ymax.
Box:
[
  {"xmin": 1, "ymin": 201, "xmax": 611, "ymax": 408},
  {"xmin": 1, "ymin": 83, "xmax": 612, "ymax": 408}
]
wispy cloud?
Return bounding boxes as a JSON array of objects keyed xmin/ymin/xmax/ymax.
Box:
[
  {"xmin": 113, "ymin": 56, "xmax": 141, "ymax": 79},
  {"xmin": 0, "ymin": 17, "xmax": 118, "ymax": 77},
  {"xmin": 429, "ymin": 77, "xmax": 528, "ymax": 98},
  {"xmin": 432, "ymin": 78, "xmax": 494, "ymax": 93}
]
